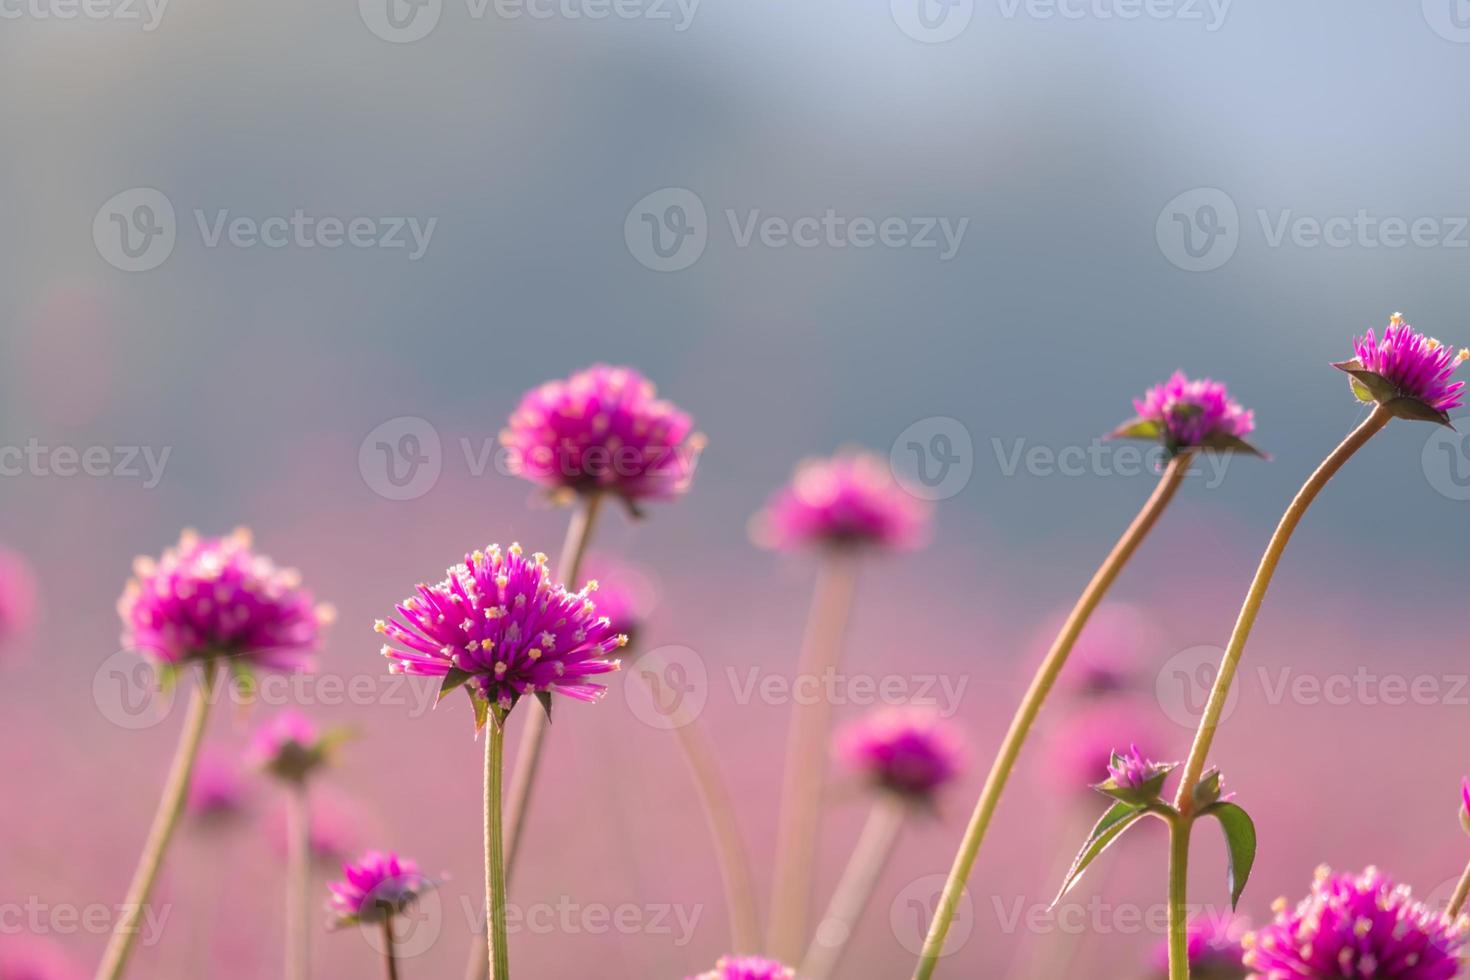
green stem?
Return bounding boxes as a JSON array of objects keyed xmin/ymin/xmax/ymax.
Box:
[
  {"xmin": 97, "ymin": 661, "xmax": 219, "ymax": 980},
  {"xmin": 1447, "ymin": 857, "xmax": 1470, "ymax": 919},
  {"xmin": 382, "ymin": 918, "xmax": 401, "ymax": 980},
  {"xmin": 485, "ymin": 715, "xmax": 510, "ymax": 980},
  {"xmin": 286, "ymin": 782, "xmax": 311, "ymax": 980},
  {"xmin": 800, "ymin": 794, "xmax": 906, "ymax": 980},
  {"xmin": 1167, "ymin": 817, "xmax": 1191, "ymax": 980},
  {"xmin": 768, "ymin": 552, "xmax": 860, "ymax": 962},
  {"xmin": 1173, "ymin": 407, "xmax": 1390, "ymax": 808},
  {"xmin": 911, "ymin": 452, "xmax": 1194, "ymax": 980}
]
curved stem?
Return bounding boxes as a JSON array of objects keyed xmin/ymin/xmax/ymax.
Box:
[
  {"xmin": 286, "ymin": 782, "xmax": 311, "ymax": 980},
  {"xmin": 669, "ymin": 707, "xmax": 763, "ymax": 954},
  {"xmin": 97, "ymin": 660, "xmax": 219, "ymax": 980},
  {"xmin": 911, "ymin": 453, "xmax": 1195, "ymax": 980},
  {"xmin": 382, "ymin": 918, "xmax": 401, "ymax": 980},
  {"xmin": 485, "ymin": 716, "xmax": 510, "ymax": 980},
  {"xmin": 1446, "ymin": 857, "xmax": 1470, "ymax": 919},
  {"xmin": 801, "ymin": 794, "xmax": 906, "ymax": 980},
  {"xmin": 1167, "ymin": 816, "xmax": 1191, "ymax": 980},
  {"xmin": 768, "ymin": 553, "xmax": 860, "ymax": 962},
  {"xmin": 1173, "ymin": 408, "xmax": 1390, "ymax": 808}
]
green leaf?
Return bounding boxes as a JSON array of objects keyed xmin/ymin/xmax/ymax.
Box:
[
  {"xmin": 1051, "ymin": 802, "xmax": 1151, "ymax": 908},
  {"xmin": 470, "ymin": 691, "xmax": 490, "ymax": 733},
  {"xmin": 1203, "ymin": 801, "xmax": 1257, "ymax": 910},
  {"xmin": 437, "ymin": 668, "xmax": 475, "ymax": 703},
  {"xmin": 1107, "ymin": 417, "xmax": 1164, "ymax": 442}
]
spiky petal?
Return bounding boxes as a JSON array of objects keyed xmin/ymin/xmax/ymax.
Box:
[
  {"xmin": 1346, "ymin": 314, "xmax": 1468, "ymax": 414},
  {"xmin": 117, "ymin": 528, "xmax": 332, "ymax": 670},
  {"xmin": 1243, "ymin": 865, "xmax": 1466, "ymax": 979}
]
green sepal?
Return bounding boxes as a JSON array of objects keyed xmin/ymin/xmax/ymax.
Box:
[
  {"xmin": 155, "ymin": 661, "xmax": 180, "ymax": 698},
  {"xmin": 229, "ymin": 658, "xmax": 257, "ymax": 703},
  {"xmin": 470, "ymin": 690, "xmax": 491, "ymax": 733},
  {"xmin": 1051, "ymin": 801, "xmax": 1152, "ymax": 907},
  {"xmin": 1198, "ymin": 431, "xmax": 1270, "ymax": 459},
  {"xmin": 1106, "ymin": 417, "xmax": 1164, "ymax": 442},
  {"xmin": 438, "ymin": 667, "xmax": 475, "ymax": 703},
  {"xmin": 1332, "ymin": 361, "xmax": 1454, "ymax": 426},
  {"xmin": 535, "ymin": 690, "xmax": 553, "ymax": 723},
  {"xmin": 1191, "ymin": 768, "xmax": 1224, "ymax": 809},
  {"xmin": 1093, "ymin": 757, "xmax": 1177, "ymax": 806},
  {"xmin": 1384, "ymin": 396, "xmax": 1453, "ymax": 427},
  {"xmin": 1201, "ymin": 801, "xmax": 1257, "ymax": 910}
]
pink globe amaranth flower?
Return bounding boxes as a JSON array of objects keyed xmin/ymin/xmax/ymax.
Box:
[
  {"xmin": 326, "ymin": 851, "xmax": 431, "ymax": 928},
  {"xmin": 0, "ymin": 546, "xmax": 37, "ymax": 650},
  {"xmin": 1150, "ymin": 915, "xmax": 1248, "ymax": 979},
  {"xmin": 751, "ymin": 450, "xmax": 933, "ymax": 552},
  {"xmin": 685, "ymin": 955, "xmax": 796, "ymax": 980},
  {"xmin": 835, "ymin": 709, "xmax": 966, "ymax": 803},
  {"xmin": 579, "ymin": 555, "xmax": 658, "ymax": 649},
  {"xmin": 1334, "ymin": 313, "xmax": 1470, "ymax": 424},
  {"xmin": 499, "ymin": 364, "xmax": 703, "ymax": 507},
  {"xmin": 1111, "ymin": 371, "xmax": 1261, "ymax": 457},
  {"xmin": 1105, "ymin": 743, "xmax": 1171, "ymax": 789},
  {"xmin": 1243, "ymin": 866, "xmax": 1467, "ymax": 979},
  {"xmin": 248, "ymin": 710, "xmax": 341, "ymax": 783},
  {"xmin": 186, "ymin": 751, "xmax": 247, "ymax": 823},
  {"xmin": 117, "ymin": 528, "xmax": 334, "ymax": 671},
  {"xmin": 376, "ymin": 542, "xmax": 625, "ymax": 726},
  {"xmin": 1033, "ymin": 602, "xmax": 1163, "ymax": 698},
  {"xmin": 0, "ymin": 939, "xmax": 84, "ymax": 980}
]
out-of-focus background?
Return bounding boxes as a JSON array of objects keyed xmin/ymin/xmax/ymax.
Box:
[{"xmin": 3, "ymin": 1, "xmax": 1470, "ymax": 976}]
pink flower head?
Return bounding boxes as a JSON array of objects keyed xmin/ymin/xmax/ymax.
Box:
[
  {"xmin": 751, "ymin": 451, "xmax": 932, "ymax": 552},
  {"xmin": 1113, "ymin": 371, "xmax": 1260, "ymax": 457},
  {"xmin": 248, "ymin": 710, "xmax": 337, "ymax": 782},
  {"xmin": 326, "ymin": 851, "xmax": 431, "ymax": 928},
  {"xmin": 117, "ymin": 528, "xmax": 333, "ymax": 670},
  {"xmin": 186, "ymin": 751, "xmax": 247, "ymax": 822},
  {"xmin": 836, "ymin": 709, "xmax": 966, "ymax": 803},
  {"xmin": 1243, "ymin": 866, "xmax": 1466, "ymax": 979},
  {"xmin": 1150, "ymin": 915, "xmax": 1247, "ymax": 979},
  {"xmin": 376, "ymin": 542, "xmax": 625, "ymax": 727},
  {"xmin": 1335, "ymin": 313, "xmax": 1469, "ymax": 423},
  {"xmin": 685, "ymin": 955, "xmax": 795, "ymax": 980},
  {"xmin": 0, "ymin": 546, "xmax": 37, "ymax": 650},
  {"xmin": 0, "ymin": 939, "xmax": 85, "ymax": 980},
  {"xmin": 1105, "ymin": 743, "xmax": 1170, "ymax": 789},
  {"xmin": 499, "ymin": 364, "xmax": 703, "ymax": 506}
]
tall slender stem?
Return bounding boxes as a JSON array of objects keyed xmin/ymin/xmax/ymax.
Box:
[
  {"xmin": 502, "ymin": 491, "xmax": 604, "ymax": 875},
  {"xmin": 466, "ymin": 493, "xmax": 605, "ymax": 980},
  {"xmin": 1172, "ymin": 407, "xmax": 1390, "ymax": 807},
  {"xmin": 381, "ymin": 918, "xmax": 401, "ymax": 980},
  {"xmin": 1447, "ymin": 858, "xmax": 1470, "ymax": 919},
  {"xmin": 484, "ymin": 716, "xmax": 510, "ymax": 980},
  {"xmin": 768, "ymin": 553, "xmax": 860, "ymax": 962},
  {"xmin": 1167, "ymin": 817, "xmax": 1191, "ymax": 980},
  {"xmin": 801, "ymin": 794, "xmax": 906, "ymax": 980},
  {"xmin": 286, "ymin": 782, "xmax": 311, "ymax": 980},
  {"xmin": 665, "ymin": 696, "xmax": 762, "ymax": 953},
  {"xmin": 911, "ymin": 453, "xmax": 1195, "ymax": 980},
  {"xmin": 96, "ymin": 660, "xmax": 219, "ymax": 980}
]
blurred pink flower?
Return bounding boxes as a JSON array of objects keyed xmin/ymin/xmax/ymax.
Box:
[
  {"xmin": 1039, "ymin": 699, "xmax": 1171, "ymax": 798},
  {"xmin": 1123, "ymin": 371, "xmax": 1256, "ymax": 449},
  {"xmin": 1149, "ymin": 914, "xmax": 1247, "ymax": 978},
  {"xmin": 579, "ymin": 555, "xmax": 658, "ymax": 647},
  {"xmin": 186, "ymin": 750, "xmax": 248, "ymax": 823},
  {"xmin": 0, "ymin": 938, "xmax": 84, "ymax": 980},
  {"xmin": 117, "ymin": 528, "xmax": 333, "ymax": 670},
  {"xmin": 1031, "ymin": 602, "xmax": 1162, "ymax": 697},
  {"xmin": 248, "ymin": 710, "xmax": 338, "ymax": 783},
  {"xmin": 0, "ymin": 546, "xmax": 37, "ymax": 652},
  {"xmin": 835, "ymin": 708, "xmax": 966, "ymax": 803},
  {"xmin": 325, "ymin": 851, "xmax": 431, "ymax": 928},
  {"xmin": 499, "ymin": 364, "xmax": 702, "ymax": 504},
  {"xmin": 750, "ymin": 450, "xmax": 931, "ymax": 552},
  {"xmin": 685, "ymin": 955, "xmax": 795, "ymax": 980}
]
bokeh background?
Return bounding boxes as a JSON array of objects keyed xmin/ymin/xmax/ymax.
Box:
[{"xmin": 4, "ymin": 1, "xmax": 1470, "ymax": 976}]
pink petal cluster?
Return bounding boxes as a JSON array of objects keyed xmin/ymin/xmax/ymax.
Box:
[
  {"xmin": 835, "ymin": 709, "xmax": 966, "ymax": 801},
  {"xmin": 1106, "ymin": 743, "xmax": 1171, "ymax": 790},
  {"xmin": 326, "ymin": 851, "xmax": 429, "ymax": 927},
  {"xmin": 247, "ymin": 710, "xmax": 330, "ymax": 782},
  {"xmin": 499, "ymin": 364, "xmax": 702, "ymax": 502},
  {"xmin": 1352, "ymin": 314, "xmax": 1468, "ymax": 413},
  {"xmin": 685, "ymin": 955, "xmax": 796, "ymax": 980},
  {"xmin": 117, "ymin": 528, "xmax": 333, "ymax": 670},
  {"xmin": 751, "ymin": 451, "xmax": 932, "ymax": 552},
  {"xmin": 1243, "ymin": 866, "xmax": 1465, "ymax": 979},
  {"xmin": 579, "ymin": 556, "xmax": 657, "ymax": 645},
  {"xmin": 185, "ymin": 751, "xmax": 247, "ymax": 822},
  {"xmin": 1132, "ymin": 371, "xmax": 1256, "ymax": 448},
  {"xmin": 376, "ymin": 543, "xmax": 625, "ymax": 713}
]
